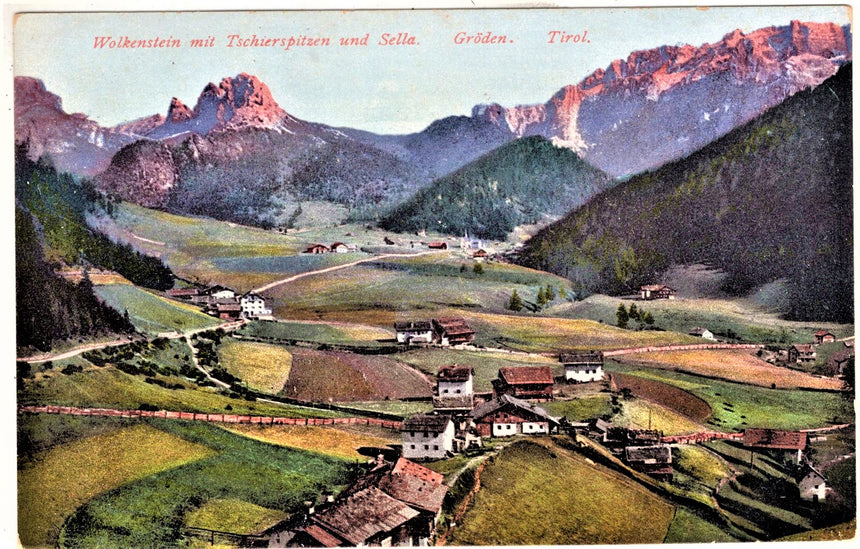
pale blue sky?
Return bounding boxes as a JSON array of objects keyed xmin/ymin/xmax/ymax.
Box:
[{"xmin": 13, "ymin": 5, "xmax": 851, "ymax": 134}]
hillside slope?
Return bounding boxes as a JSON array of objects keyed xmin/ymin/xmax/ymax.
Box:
[
  {"xmin": 379, "ymin": 136, "xmax": 613, "ymax": 239},
  {"xmin": 518, "ymin": 64, "xmax": 852, "ymax": 322}
]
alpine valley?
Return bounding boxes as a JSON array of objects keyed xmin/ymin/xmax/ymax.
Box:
[{"xmin": 15, "ymin": 19, "xmax": 856, "ymax": 549}]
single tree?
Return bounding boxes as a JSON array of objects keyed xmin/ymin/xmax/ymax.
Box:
[
  {"xmin": 508, "ymin": 290, "xmax": 523, "ymax": 312},
  {"xmin": 536, "ymin": 286, "xmax": 548, "ymax": 306},
  {"xmin": 473, "ymin": 263, "xmax": 484, "ymax": 275},
  {"xmin": 545, "ymin": 285, "xmax": 556, "ymax": 301},
  {"xmin": 616, "ymin": 303, "xmax": 629, "ymax": 329},
  {"xmin": 628, "ymin": 303, "xmax": 640, "ymax": 322},
  {"xmin": 642, "ymin": 311, "xmax": 655, "ymax": 326}
]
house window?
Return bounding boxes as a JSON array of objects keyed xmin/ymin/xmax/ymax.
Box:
[
  {"xmin": 424, "ymin": 445, "xmax": 429, "ymax": 450},
  {"xmin": 434, "ymin": 445, "xmax": 439, "ymax": 450},
  {"xmin": 411, "ymin": 432, "xmax": 416, "ymax": 437},
  {"xmin": 410, "ymin": 444, "xmax": 415, "ymax": 449},
  {"xmin": 455, "ymin": 389, "xmax": 461, "ymax": 394}
]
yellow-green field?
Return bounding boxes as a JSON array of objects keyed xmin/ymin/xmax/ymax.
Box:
[
  {"xmin": 18, "ymin": 424, "xmax": 215, "ymax": 547},
  {"xmin": 222, "ymin": 424, "xmax": 399, "ymax": 461},
  {"xmin": 450, "ymin": 440, "xmax": 676, "ymax": 545},
  {"xmin": 618, "ymin": 349, "xmax": 843, "ymax": 390},
  {"xmin": 185, "ymin": 498, "xmax": 287, "ymax": 536},
  {"xmin": 217, "ymin": 340, "xmax": 293, "ymax": 393},
  {"xmin": 94, "ymin": 284, "xmax": 221, "ymax": 335},
  {"xmin": 613, "ymin": 397, "xmax": 705, "ymax": 435}
]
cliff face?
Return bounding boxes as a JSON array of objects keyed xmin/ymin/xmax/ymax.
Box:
[{"xmin": 474, "ymin": 20, "xmax": 851, "ymax": 176}]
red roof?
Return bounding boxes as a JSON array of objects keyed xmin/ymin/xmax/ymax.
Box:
[
  {"xmin": 301, "ymin": 524, "xmax": 342, "ymax": 547},
  {"xmin": 499, "ymin": 366, "xmax": 554, "ymax": 385},
  {"xmin": 391, "ymin": 457, "xmax": 444, "ymax": 485},
  {"xmin": 814, "ymin": 330, "xmax": 835, "ymax": 337},
  {"xmin": 166, "ymin": 288, "xmax": 200, "ymax": 297},
  {"xmin": 743, "ymin": 429, "xmax": 807, "ymax": 450}
]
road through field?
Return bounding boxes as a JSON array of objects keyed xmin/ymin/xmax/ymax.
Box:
[{"xmin": 252, "ymin": 250, "xmax": 446, "ymax": 294}]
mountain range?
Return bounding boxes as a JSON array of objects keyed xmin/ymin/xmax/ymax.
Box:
[{"xmin": 14, "ymin": 20, "xmax": 851, "ymax": 226}]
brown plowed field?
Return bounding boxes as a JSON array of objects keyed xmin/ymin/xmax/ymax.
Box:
[
  {"xmin": 281, "ymin": 348, "xmax": 432, "ymax": 402},
  {"xmin": 613, "ymin": 372, "xmax": 711, "ymax": 422}
]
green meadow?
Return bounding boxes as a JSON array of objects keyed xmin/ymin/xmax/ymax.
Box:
[{"xmin": 94, "ymin": 284, "xmax": 220, "ymax": 335}]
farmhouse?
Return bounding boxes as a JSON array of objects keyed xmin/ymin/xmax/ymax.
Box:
[
  {"xmin": 427, "ymin": 241, "xmax": 448, "ymax": 250},
  {"xmin": 688, "ymin": 327, "xmax": 715, "ymax": 340},
  {"xmin": 639, "ymin": 284, "xmax": 675, "ymax": 300},
  {"xmin": 559, "ymin": 351, "xmax": 605, "ymax": 383},
  {"xmin": 433, "ymin": 365, "xmax": 474, "ymax": 412},
  {"xmin": 165, "ymin": 287, "xmax": 201, "ymax": 301},
  {"xmin": 472, "ymin": 248, "xmax": 488, "ymax": 259},
  {"xmin": 788, "ymin": 344, "xmax": 817, "ymax": 363},
  {"xmin": 814, "ymin": 330, "xmax": 836, "ymax": 344},
  {"xmin": 304, "ymin": 244, "xmax": 330, "ymax": 254},
  {"xmin": 471, "ymin": 394, "xmax": 560, "ymax": 437},
  {"xmin": 205, "ymin": 299, "xmax": 242, "ymax": 320},
  {"xmin": 743, "ymin": 428, "xmax": 807, "ymax": 463},
  {"xmin": 624, "ymin": 445, "xmax": 673, "ymax": 481},
  {"xmin": 432, "ymin": 317, "xmax": 476, "ymax": 346},
  {"xmin": 492, "ymin": 366, "xmax": 554, "ymax": 400},
  {"xmin": 240, "ymin": 291, "xmax": 272, "ymax": 319},
  {"xmin": 330, "ymin": 242, "xmax": 350, "ymax": 253},
  {"xmin": 401, "ymin": 414, "xmax": 456, "ymax": 460},
  {"xmin": 202, "ymin": 285, "xmax": 236, "ymax": 300},
  {"xmin": 394, "ymin": 320, "xmax": 434, "ymax": 344},
  {"xmin": 796, "ymin": 464, "xmax": 828, "ymax": 502}
]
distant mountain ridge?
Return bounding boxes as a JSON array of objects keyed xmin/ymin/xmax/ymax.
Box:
[
  {"xmin": 518, "ymin": 63, "xmax": 853, "ymax": 323},
  {"xmin": 13, "ymin": 20, "xmax": 851, "ymax": 225}
]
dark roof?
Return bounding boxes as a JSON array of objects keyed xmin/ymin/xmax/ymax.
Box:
[
  {"xmin": 216, "ymin": 302, "xmax": 242, "ymax": 312},
  {"xmin": 498, "ymin": 366, "xmax": 554, "ymax": 385},
  {"xmin": 301, "ymin": 524, "xmax": 343, "ymax": 547},
  {"xmin": 401, "ymin": 414, "xmax": 452, "ymax": 433},
  {"xmin": 433, "ymin": 317, "xmax": 475, "ymax": 336},
  {"xmin": 394, "ymin": 320, "xmax": 432, "ymax": 332},
  {"xmin": 166, "ymin": 288, "xmax": 200, "ymax": 296},
  {"xmin": 743, "ymin": 429, "xmax": 807, "ymax": 450},
  {"xmin": 559, "ymin": 351, "xmax": 603, "ymax": 365},
  {"xmin": 438, "ymin": 365, "xmax": 473, "ymax": 382},
  {"xmin": 688, "ymin": 327, "xmax": 711, "ymax": 336},
  {"xmin": 433, "ymin": 395, "xmax": 474, "ymax": 411},
  {"xmin": 790, "ymin": 344, "xmax": 816, "ymax": 353},
  {"xmin": 624, "ymin": 445, "xmax": 672, "ymax": 463},
  {"xmin": 471, "ymin": 394, "xmax": 559, "ymax": 425},
  {"xmin": 313, "ymin": 487, "xmax": 419, "ymax": 546}
]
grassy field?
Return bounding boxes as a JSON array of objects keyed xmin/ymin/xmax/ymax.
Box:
[
  {"xmin": 609, "ymin": 362, "xmax": 849, "ymax": 431},
  {"xmin": 617, "ymin": 349, "xmax": 843, "ymax": 391},
  {"xmin": 544, "ymin": 394, "xmax": 613, "ymax": 421},
  {"xmin": 19, "ymin": 423, "xmax": 215, "ymax": 547},
  {"xmin": 663, "ymin": 508, "xmax": 739, "ymax": 543},
  {"xmin": 449, "ymin": 440, "xmax": 675, "ymax": 545},
  {"xmin": 342, "ymin": 400, "xmax": 434, "ymax": 417},
  {"xmin": 613, "ymin": 397, "xmax": 705, "ymax": 435},
  {"xmin": 221, "ymin": 424, "xmax": 399, "ymax": 461},
  {"xmin": 776, "ymin": 519, "xmax": 856, "ymax": 542},
  {"xmin": 673, "ymin": 446, "xmax": 733, "ymax": 491},
  {"xmin": 611, "ymin": 371, "xmax": 712, "ymax": 422},
  {"xmin": 20, "ymin": 365, "xmax": 343, "ymax": 418},
  {"xmin": 549, "ymin": 294, "xmax": 854, "ymax": 344},
  {"xmin": 185, "ymin": 499, "xmax": 288, "ymax": 536},
  {"xmin": 283, "ymin": 347, "xmax": 432, "ymax": 402},
  {"xmin": 217, "ymin": 340, "xmax": 293, "ymax": 394},
  {"xmin": 94, "ymin": 284, "xmax": 221, "ymax": 335},
  {"xmin": 59, "ymin": 420, "xmax": 355, "ymax": 548},
  {"xmin": 237, "ymin": 319, "xmax": 394, "ymax": 345}
]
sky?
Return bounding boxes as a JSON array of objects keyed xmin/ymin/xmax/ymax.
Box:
[{"xmin": 12, "ymin": 3, "xmax": 851, "ymax": 134}]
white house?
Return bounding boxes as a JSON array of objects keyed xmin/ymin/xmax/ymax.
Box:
[
  {"xmin": 689, "ymin": 327, "xmax": 715, "ymax": 340},
  {"xmin": 401, "ymin": 414, "xmax": 455, "ymax": 460},
  {"xmin": 798, "ymin": 465, "xmax": 828, "ymax": 502},
  {"xmin": 240, "ymin": 292, "xmax": 272, "ymax": 319},
  {"xmin": 437, "ymin": 365, "xmax": 474, "ymax": 397},
  {"xmin": 560, "ymin": 352, "xmax": 605, "ymax": 383},
  {"xmin": 394, "ymin": 321, "xmax": 434, "ymax": 344},
  {"xmin": 471, "ymin": 395, "xmax": 560, "ymax": 438},
  {"xmin": 205, "ymin": 285, "xmax": 236, "ymax": 300}
]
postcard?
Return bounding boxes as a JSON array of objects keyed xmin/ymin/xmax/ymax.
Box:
[{"xmin": 11, "ymin": 2, "xmax": 855, "ymax": 547}]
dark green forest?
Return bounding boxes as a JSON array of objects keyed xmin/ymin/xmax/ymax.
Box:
[
  {"xmin": 378, "ymin": 136, "xmax": 614, "ymax": 239},
  {"xmin": 519, "ymin": 64, "xmax": 853, "ymax": 323}
]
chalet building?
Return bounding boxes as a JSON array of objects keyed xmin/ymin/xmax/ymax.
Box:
[
  {"xmin": 559, "ymin": 352, "xmax": 605, "ymax": 383},
  {"xmin": 165, "ymin": 287, "xmax": 201, "ymax": 301},
  {"xmin": 433, "ymin": 366, "xmax": 474, "ymax": 412},
  {"xmin": 688, "ymin": 327, "xmax": 715, "ymax": 340},
  {"xmin": 427, "ymin": 241, "xmax": 448, "ymax": 250},
  {"xmin": 797, "ymin": 464, "xmax": 828, "ymax": 502},
  {"xmin": 814, "ymin": 330, "xmax": 836, "ymax": 344},
  {"xmin": 240, "ymin": 292, "xmax": 272, "ymax": 319},
  {"xmin": 624, "ymin": 445, "xmax": 673, "ymax": 481},
  {"xmin": 205, "ymin": 299, "xmax": 243, "ymax": 320},
  {"xmin": 471, "ymin": 394, "xmax": 560, "ymax": 437},
  {"xmin": 639, "ymin": 284, "xmax": 676, "ymax": 300},
  {"xmin": 401, "ymin": 414, "xmax": 456, "ymax": 460},
  {"xmin": 304, "ymin": 244, "xmax": 330, "ymax": 254},
  {"xmin": 394, "ymin": 321, "xmax": 434, "ymax": 345},
  {"xmin": 432, "ymin": 317, "xmax": 476, "ymax": 346},
  {"xmin": 788, "ymin": 344, "xmax": 817, "ymax": 364},
  {"xmin": 492, "ymin": 366, "xmax": 554, "ymax": 400},
  {"xmin": 743, "ymin": 428, "xmax": 807, "ymax": 464},
  {"xmin": 472, "ymin": 249, "xmax": 488, "ymax": 260},
  {"xmin": 330, "ymin": 242, "xmax": 350, "ymax": 253},
  {"xmin": 269, "ymin": 457, "xmax": 449, "ymax": 548},
  {"xmin": 202, "ymin": 285, "xmax": 237, "ymax": 301}
]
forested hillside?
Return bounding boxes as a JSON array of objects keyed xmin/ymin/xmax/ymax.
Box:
[
  {"xmin": 519, "ymin": 64, "xmax": 852, "ymax": 322},
  {"xmin": 379, "ymin": 136, "xmax": 613, "ymax": 239}
]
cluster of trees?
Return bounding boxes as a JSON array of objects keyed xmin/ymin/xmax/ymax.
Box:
[
  {"xmin": 616, "ymin": 302, "xmax": 655, "ymax": 329},
  {"xmin": 519, "ymin": 65, "xmax": 853, "ymax": 323},
  {"xmin": 507, "ymin": 284, "xmax": 565, "ymax": 312},
  {"xmin": 380, "ymin": 136, "xmax": 613, "ymax": 240}
]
